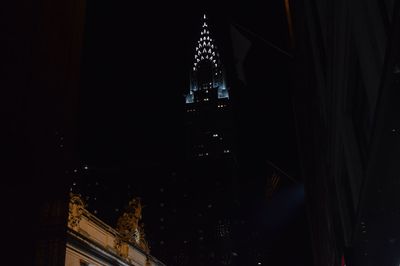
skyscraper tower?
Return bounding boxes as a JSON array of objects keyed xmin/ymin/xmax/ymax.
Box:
[
  {"xmin": 185, "ymin": 14, "xmax": 234, "ymax": 160},
  {"xmin": 182, "ymin": 14, "xmax": 237, "ymax": 266}
]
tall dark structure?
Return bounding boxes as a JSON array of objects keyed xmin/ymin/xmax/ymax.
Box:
[
  {"xmin": 292, "ymin": 0, "xmax": 400, "ymax": 265},
  {"xmin": 185, "ymin": 14, "xmax": 234, "ymax": 160},
  {"xmin": 180, "ymin": 14, "xmax": 238, "ymax": 266}
]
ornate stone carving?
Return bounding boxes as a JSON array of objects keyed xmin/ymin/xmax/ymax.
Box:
[
  {"xmin": 138, "ymin": 222, "xmax": 150, "ymax": 254},
  {"xmin": 114, "ymin": 237, "xmax": 129, "ymax": 258},
  {"xmin": 115, "ymin": 197, "xmax": 150, "ymax": 254},
  {"xmin": 68, "ymin": 193, "xmax": 85, "ymax": 230},
  {"xmin": 116, "ymin": 197, "xmax": 142, "ymax": 244}
]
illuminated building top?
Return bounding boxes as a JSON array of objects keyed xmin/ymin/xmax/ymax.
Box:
[{"xmin": 186, "ymin": 14, "xmax": 229, "ymax": 104}]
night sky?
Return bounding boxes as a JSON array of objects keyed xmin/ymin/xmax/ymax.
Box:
[{"xmin": 74, "ymin": 1, "xmax": 312, "ymax": 265}]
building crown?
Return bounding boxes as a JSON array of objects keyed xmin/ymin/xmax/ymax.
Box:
[{"xmin": 186, "ymin": 14, "xmax": 229, "ymax": 104}]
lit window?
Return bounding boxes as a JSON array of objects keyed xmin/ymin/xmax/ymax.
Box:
[{"xmin": 213, "ymin": 134, "xmax": 218, "ymax": 137}]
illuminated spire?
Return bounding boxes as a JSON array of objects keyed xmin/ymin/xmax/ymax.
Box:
[
  {"xmin": 192, "ymin": 13, "xmax": 220, "ymax": 72},
  {"xmin": 186, "ymin": 14, "xmax": 229, "ymax": 104}
]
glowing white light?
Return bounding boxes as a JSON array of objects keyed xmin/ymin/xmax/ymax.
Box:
[
  {"xmin": 204, "ymin": 14, "xmax": 206, "ymax": 19},
  {"xmin": 210, "ymin": 56, "xmax": 213, "ymax": 60},
  {"xmin": 207, "ymin": 36, "xmax": 209, "ymax": 40},
  {"xmin": 208, "ymin": 48, "xmax": 212, "ymax": 53}
]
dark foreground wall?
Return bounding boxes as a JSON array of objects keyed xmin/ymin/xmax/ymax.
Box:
[
  {"xmin": 292, "ymin": 0, "xmax": 400, "ymax": 265},
  {"xmin": 1, "ymin": 0, "xmax": 86, "ymax": 264}
]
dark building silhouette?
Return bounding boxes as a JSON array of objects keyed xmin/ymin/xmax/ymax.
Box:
[
  {"xmin": 292, "ymin": 0, "xmax": 400, "ymax": 265},
  {"xmin": 185, "ymin": 14, "xmax": 234, "ymax": 160},
  {"xmin": 181, "ymin": 14, "xmax": 238, "ymax": 266},
  {"xmin": 1, "ymin": 0, "xmax": 86, "ymax": 265}
]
